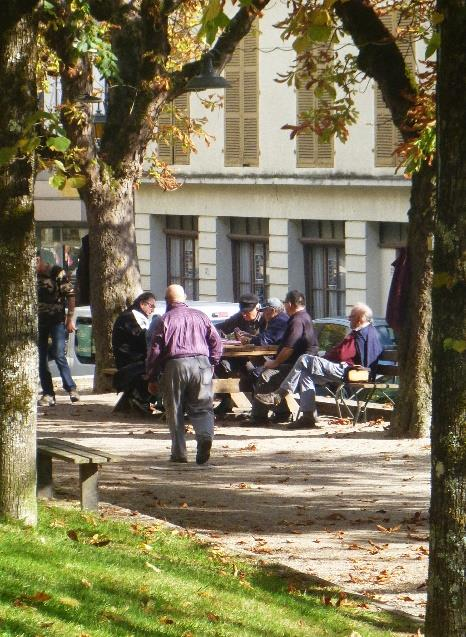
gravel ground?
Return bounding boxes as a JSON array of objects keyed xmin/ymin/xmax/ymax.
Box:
[{"xmin": 38, "ymin": 387, "xmax": 430, "ymax": 622}]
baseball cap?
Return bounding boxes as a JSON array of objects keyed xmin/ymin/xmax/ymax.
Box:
[
  {"xmin": 239, "ymin": 293, "xmax": 259, "ymax": 311},
  {"xmin": 260, "ymin": 297, "xmax": 282, "ymax": 310}
]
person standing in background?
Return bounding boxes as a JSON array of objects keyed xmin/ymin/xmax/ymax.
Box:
[{"xmin": 36, "ymin": 249, "xmax": 79, "ymax": 407}]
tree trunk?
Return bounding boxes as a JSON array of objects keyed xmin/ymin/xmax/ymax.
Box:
[
  {"xmin": 83, "ymin": 179, "xmax": 141, "ymax": 392},
  {"xmin": 0, "ymin": 14, "xmax": 38, "ymax": 524},
  {"xmin": 334, "ymin": 0, "xmax": 434, "ymax": 438},
  {"xmin": 425, "ymin": 1, "xmax": 466, "ymax": 633},
  {"xmin": 388, "ymin": 163, "xmax": 435, "ymax": 438}
]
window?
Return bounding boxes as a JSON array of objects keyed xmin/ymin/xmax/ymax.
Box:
[
  {"xmin": 296, "ymin": 46, "xmax": 334, "ymax": 168},
  {"xmin": 36, "ymin": 225, "xmax": 88, "ymax": 286},
  {"xmin": 379, "ymin": 222, "xmax": 408, "ymax": 248},
  {"xmin": 302, "ymin": 220, "xmax": 345, "ymax": 318},
  {"xmin": 375, "ymin": 14, "xmax": 415, "ymax": 167},
  {"xmin": 157, "ymin": 94, "xmax": 190, "ymax": 165},
  {"xmin": 224, "ymin": 26, "xmax": 259, "ymax": 167},
  {"xmin": 229, "ymin": 218, "xmax": 268, "ymax": 302},
  {"xmin": 165, "ymin": 216, "xmax": 198, "ymax": 299}
]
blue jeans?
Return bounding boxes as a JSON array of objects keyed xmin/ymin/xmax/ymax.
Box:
[{"xmin": 38, "ymin": 321, "xmax": 76, "ymax": 396}]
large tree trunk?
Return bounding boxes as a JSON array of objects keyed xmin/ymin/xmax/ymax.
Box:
[
  {"xmin": 388, "ymin": 164, "xmax": 435, "ymax": 438},
  {"xmin": 425, "ymin": 1, "xmax": 466, "ymax": 633},
  {"xmin": 334, "ymin": 0, "xmax": 434, "ymax": 438},
  {"xmin": 0, "ymin": 13, "xmax": 38, "ymax": 524},
  {"xmin": 83, "ymin": 179, "xmax": 141, "ymax": 392}
]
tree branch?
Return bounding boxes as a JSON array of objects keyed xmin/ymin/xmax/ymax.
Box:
[
  {"xmin": 334, "ymin": 0, "xmax": 417, "ymax": 139},
  {"xmin": 171, "ymin": 0, "xmax": 271, "ymax": 95}
]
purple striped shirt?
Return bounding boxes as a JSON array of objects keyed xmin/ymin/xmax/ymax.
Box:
[{"xmin": 146, "ymin": 302, "xmax": 223, "ymax": 380}]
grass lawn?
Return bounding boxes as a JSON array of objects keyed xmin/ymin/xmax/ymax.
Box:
[{"xmin": 0, "ymin": 504, "xmax": 420, "ymax": 637}]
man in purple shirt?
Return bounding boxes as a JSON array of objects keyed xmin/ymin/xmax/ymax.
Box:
[{"xmin": 147, "ymin": 284, "xmax": 223, "ymax": 465}]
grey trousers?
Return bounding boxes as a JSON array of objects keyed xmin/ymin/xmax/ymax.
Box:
[
  {"xmin": 161, "ymin": 355, "xmax": 214, "ymax": 460},
  {"xmin": 280, "ymin": 354, "xmax": 348, "ymax": 412}
]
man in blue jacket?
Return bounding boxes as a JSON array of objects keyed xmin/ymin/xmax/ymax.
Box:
[
  {"xmin": 238, "ymin": 298, "xmax": 289, "ymax": 346},
  {"xmin": 256, "ymin": 302, "xmax": 383, "ymax": 428}
]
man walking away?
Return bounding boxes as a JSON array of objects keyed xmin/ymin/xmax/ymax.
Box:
[
  {"xmin": 36, "ymin": 249, "xmax": 79, "ymax": 406},
  {"xmin": 146, "ymin": 284, "xmax": 223, "ymax": 465}
]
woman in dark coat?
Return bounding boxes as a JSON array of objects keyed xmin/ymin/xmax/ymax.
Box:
[{"xmin": 112, "ymin": 292, "xmax": 158, "ymax": 412}]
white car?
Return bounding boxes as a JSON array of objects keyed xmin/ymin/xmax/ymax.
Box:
[{"xmin": 51, "ymin": 300, "xmax": 239, "ymax": 377}]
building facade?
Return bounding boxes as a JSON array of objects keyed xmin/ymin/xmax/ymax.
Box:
[{"xmin": 35, "ymin": 2, "xmax": 411, "ymax": 318}]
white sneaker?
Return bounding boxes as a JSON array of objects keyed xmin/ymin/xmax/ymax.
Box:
[{"xmin": 38, "ymin": 394, "xmax": 56, "ymax": 407}]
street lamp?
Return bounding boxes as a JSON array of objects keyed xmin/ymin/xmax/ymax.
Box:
[{"xmin": 185, "ymin": 54, "xmax": 231, "ymax": 92}]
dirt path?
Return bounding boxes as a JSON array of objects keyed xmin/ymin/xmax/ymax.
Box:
[{"xmin": 38, "ymin": 388, "xmax": 430, "ymax": 622}]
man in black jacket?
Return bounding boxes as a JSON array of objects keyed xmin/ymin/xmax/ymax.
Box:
[
  {"xmin": 250, "ymin": 290, "xmax": 318, "ymax": 424},
  {"xmin": 112, "ymin": 292, "xmax": 157, "ymax": 412}
]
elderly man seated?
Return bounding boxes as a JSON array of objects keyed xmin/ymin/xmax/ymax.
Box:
[
  {"xmin": 255, "ymin": 302, "xmax": 383, "ymax": 429},
  {"xmin": 238, "ymin": 298, "xmax": 289, "ymax": 346}
]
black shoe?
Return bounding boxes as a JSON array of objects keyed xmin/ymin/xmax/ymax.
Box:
[
  {"xmin": 170, "ymin": 456, "xmax": 188, "ymax": 463},
  {"xmin": 243, "ymin": 415, "xmax": 269, "ymax": 426},
  {"xmin": 270, "ymin": 413, "xmax": 293, "ymax": 425},
  {"xmin": 196, "ymin": 439, "xmax": 212, "ymax": 465}
]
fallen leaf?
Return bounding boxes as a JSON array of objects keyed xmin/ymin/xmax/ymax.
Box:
[
  {"xmin": 207, "ymin": 612, "xmax": 220, "ymax": 622},
  {"xmin": 26, "ymin": 592, "xmax": 52, "ymax": 603},
  {"xmin": 80, "ymin": 578, "xmax": 92, "ymax": 589},
  {"xmin": 67, "ymin": 529, "xmax": 79, "ymax": 541},
  {"xmin": 145, "ymin": 562, "xmax": 162, "ymax": 573},
  {"xmin": 58, "ymin": 596, "xmax": 80, "ymax": 608},
  {"xmin": 179, "ymin": 502, "xmax": 189, "ymax": 508},
  {"xmin": 160, "ymin": 616, "xmax": 174, "ymax": 624}
]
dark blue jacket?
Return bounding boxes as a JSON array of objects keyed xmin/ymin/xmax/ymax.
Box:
[
  {"xmin": 353, "ymin": 323, "xmax": 384, "ymax": 378},
  {"xmin": 250, "ymin": 311, "xmax": 289, "ymax": 346}
]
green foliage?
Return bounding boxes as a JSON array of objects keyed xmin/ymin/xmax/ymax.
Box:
[
  {"xmin": 0, "ymin": 504, "xmax": 417, "ymax": 637},
  {"xmin": 443, "ymin": 338, "xmax": 466, "ymax": 354}
]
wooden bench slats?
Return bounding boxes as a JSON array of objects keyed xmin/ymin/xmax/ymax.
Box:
[
  {"xmin": 37, "ymin": 446, "xmax": 92, "ymax": 464},
  {"xmin": 38, "ymin": 437, "xmax": 120, "ymax": 463},
  {"xmin": 347, "ymin": 382, "xmax": 399, "ymax": 390},
  {"xmin": 37, "ymin": 437, "xmax": 122, "ymax": 511},
  {"xmin": 213, "ymin": 378, "xmax": 243, "ymax": 393}
]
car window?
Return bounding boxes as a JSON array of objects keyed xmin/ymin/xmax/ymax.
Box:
[{"xmin": 316, "ymin": 324, "xmax": 347, "ymax": 352}]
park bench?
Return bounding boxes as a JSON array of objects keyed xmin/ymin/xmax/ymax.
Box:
[
  {"xmin": 329, "ymin": 349, "xmax": 399, "ymax": 425},
  {"xmin": 37, "ymin": 437, "xmax": 121, "ymax": 511}
]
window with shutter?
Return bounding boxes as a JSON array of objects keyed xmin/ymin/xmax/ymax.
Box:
[
  {"xmin": 224, "ymin": 27, "xmax": 259, "ymax": 167},
  {"xmin": 375, "ymin": 13, "xmax": 416, "ymax": 167},
  {"xmin": 157, "ymin": 94, "xmax": 190, "ymax": 165},
  {"xmin": 296, "ymin": 46, "xmax": 334, "ymax": 168}
]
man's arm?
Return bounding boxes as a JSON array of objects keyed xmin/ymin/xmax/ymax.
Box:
[
  {"xmin": 65, "ymin": 294, "xmax": 76, "ymax": 333},
  {"xmin": 263, "ymin": 346, "xmax": 294, "ymax": 369}
]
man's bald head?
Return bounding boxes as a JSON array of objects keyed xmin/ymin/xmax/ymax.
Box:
[{"xmin": 165, "ymin": 284, "xmax": 186, "ymax": 304}]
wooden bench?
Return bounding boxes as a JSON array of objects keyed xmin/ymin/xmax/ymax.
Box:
[
  {"xmin": 37, "ymin": 438, "xmax": 121, "ymax": 511},
  {"xmin": 331, "ymin": 349, "xmax": 399, "ymax": 425},
  {"xmin": 212, "ymin": 377, "xmax": 300, "ymax": 418}
]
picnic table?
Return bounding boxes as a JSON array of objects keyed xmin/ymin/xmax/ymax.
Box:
[{"xmin": 213, "ymin": 343, "xmax": 300, "ymax": 414}]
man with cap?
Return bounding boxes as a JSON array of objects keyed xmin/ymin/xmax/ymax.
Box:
[
  {"xmin": 238, "ymin": 298, "xmax": 289, "ymax": 347},
  {"xmin": 213, "ymin": 293, "xmax": 264, "ymax": 417},
  {"xmin": 215, "ymin": 293, "xmax": 263, "ymax": 339}
]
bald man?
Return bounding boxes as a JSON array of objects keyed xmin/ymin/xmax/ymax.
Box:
[
  {"xmin": 146, "ymin": 285, "xmax": 223, "ymax": 464},
  {"xmin": 256, "ymin": 303, "xmax": 383, "ymax": 428}
]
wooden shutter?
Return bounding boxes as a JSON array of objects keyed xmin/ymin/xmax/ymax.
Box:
[
  {"xmin": 173, "ymin": 93, "xmax": 190, "ymax": 165},
  {"xmin": 296, "ymin": 46, "xmax": 334, "ymax": 168},
  {"xmin": 157, "ymin": 105, "xmax": 173, "ymax": 163},
  {"xmin": 157, "ymin": 94, "xmax": 191, "ymax": 165},
  {"xmin": 224, "ymin": 27, "xmax": 259, "ymax": 166},
  {"xmin": 375, "ymin": 13, "xmax": 416, "ymax": 166},
  {"xmin": 225, "ymin": 46, "xmax": 241, "ymax": 166}
]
